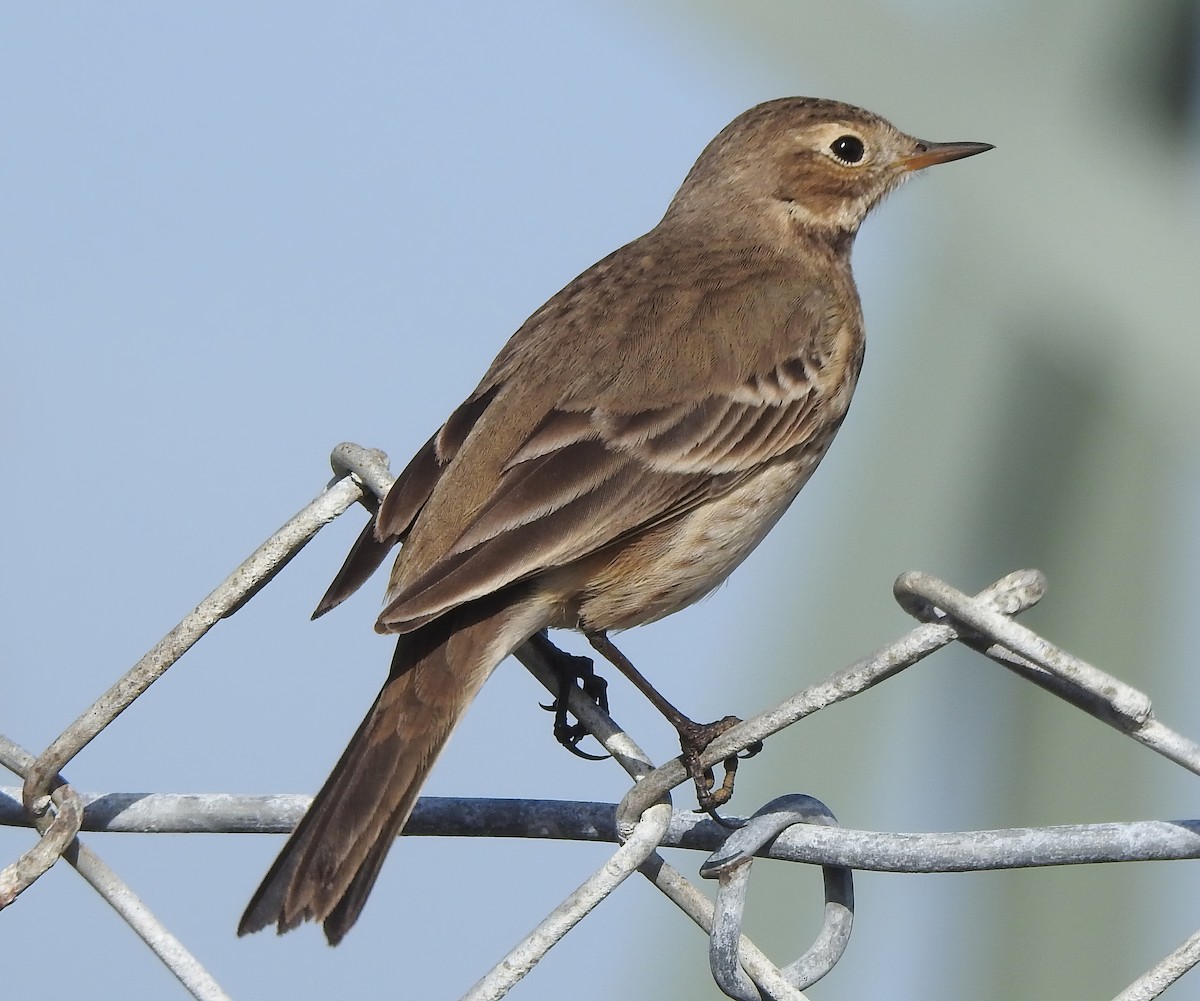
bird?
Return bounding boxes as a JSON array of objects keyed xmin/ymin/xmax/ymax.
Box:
[{"xmin": 239, "ymin": 97, "xmax": 991, "ymax": 945}]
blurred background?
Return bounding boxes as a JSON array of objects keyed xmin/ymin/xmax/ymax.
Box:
[{"xmin": 4, "ymin": 2, "xmax": 1200, "ymax": 998}]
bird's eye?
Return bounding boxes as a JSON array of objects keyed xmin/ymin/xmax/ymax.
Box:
[{"xmin": 829, "ymin": 135, "xmax": 866, "ymax": 165}]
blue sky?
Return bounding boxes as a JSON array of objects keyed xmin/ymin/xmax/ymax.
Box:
[
  {"xmin": 3, "ymin": 8, "xmax": 826, "ymax": 998},
  {"xmin": 6, "ymin": 4, "xmax": 1200, "ymax": 1001}
]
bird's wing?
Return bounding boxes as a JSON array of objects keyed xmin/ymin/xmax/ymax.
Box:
[
  {"xmin": 377, "ymin": 308, "xmax": 859, "ymax": 633},
  {"xmin": 311, "ymin": 387, "xmax": 499, "ymax": 618}
]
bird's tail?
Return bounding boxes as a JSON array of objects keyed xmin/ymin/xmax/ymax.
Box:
[{"xmin": 238, "ymin": 595, "xmax": 542, "ymax": 944}]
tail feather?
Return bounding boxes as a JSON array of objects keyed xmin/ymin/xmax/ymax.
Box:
[
  {"xmin": 311, "ymin": 515, "xmax": 398, "ymax": 620},
  {"xmin": 321, "ymin": 796, "xmax": 412, "ymax": 943},
  {"xmin": 240, "ymin": 594, "xmax": 546, "ymax": 943}
]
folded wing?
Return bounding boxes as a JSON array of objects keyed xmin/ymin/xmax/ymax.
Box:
[{"xmin": 377, "ymin": 341, "xmax": 843, "ymax": 633}]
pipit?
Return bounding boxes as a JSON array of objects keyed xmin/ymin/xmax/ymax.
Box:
[{"xmin": 240, "ymin": 96, "xmax": 991, "ymax": 944}]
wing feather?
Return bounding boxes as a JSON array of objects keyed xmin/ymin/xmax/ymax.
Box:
[
  {"xmin": 379, "ymin": 452, "xmax": 730, "ymax": 631},
  {"xmin": 312, "ymin": 386, "xmax": 499, "ymax": 618},
  {"xmin": 372, "ymin": 237, "xmax": 863, "ymax": 633},
  {"xmin": 377, "ymin": 347, "xmax": 840, "ymax": 632}
]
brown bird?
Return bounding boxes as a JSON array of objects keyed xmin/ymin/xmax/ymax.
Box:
[{"xmin": 239, "ymin": 97, "xmax": 991, "ymax": 944}]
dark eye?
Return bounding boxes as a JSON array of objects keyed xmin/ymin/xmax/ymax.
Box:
[{"xmin": 829, "ymin": 135, "xmax": 865, "ymax": 164}]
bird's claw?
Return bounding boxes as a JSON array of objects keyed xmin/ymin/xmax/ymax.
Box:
[
  {"xmin": 677, "ymin": 715, "xmax": 752, "ymax": 825},
  {"xmin": 540, "ymin": 645, "xmax": 610, "ymax": 761}
]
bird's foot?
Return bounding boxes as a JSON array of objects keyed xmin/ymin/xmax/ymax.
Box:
[
  {"xmin": 535, "ymin": 636, "xmax": 611, "ymax": 761},
  {"xmin": 677, "ymin": 715, "xmax": 763, "ymax": 824}
]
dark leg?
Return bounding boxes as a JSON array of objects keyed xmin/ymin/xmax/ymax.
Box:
[
  {"xmin": 529, "ymin": 631, "xmax": 610, "ymax": 761},
  {"xmin": 584, "ymin": 630, "xmax": 761, "ymax": 817}
]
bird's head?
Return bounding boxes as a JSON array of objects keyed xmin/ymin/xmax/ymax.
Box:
[{"xmin": 667, "ymin": 97, "xmax": 992, "ymax": 239}]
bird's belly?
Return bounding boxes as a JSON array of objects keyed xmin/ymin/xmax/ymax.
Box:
[{"xmin": 575, "ymin": 459, "xmax": 811, "ymax": 631}]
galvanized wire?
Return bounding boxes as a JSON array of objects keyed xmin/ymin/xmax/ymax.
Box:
[
  {"xmin": 1114, "ymin": 929, "xmax": 1200, "ymax": 1001},
  {"xmin": 0, "ymin": 737, "xmax": 231, "ymax": 1001},
  {"xmin": 701, "ymin": 795, "xmax": 854, "ymax": 998},
  {"xmin": 6, "ymin": 790, "xmax": 1200, "ymax": 872},
  {"xmin": 3, "ymin": 441, "xmax": 1199, "ymax": 1001},
  {"xmin": 20, "ymin": 467, "xmax": 369, "ymax": 819}
]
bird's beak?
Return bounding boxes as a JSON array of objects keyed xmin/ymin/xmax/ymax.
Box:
[{"xmin": 902, "ymin": 140, "xmax": 994, "ymax": 171}]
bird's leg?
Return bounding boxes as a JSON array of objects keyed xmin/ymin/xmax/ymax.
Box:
[
  {"xmin": 584, "ymin": 631, "xmax": 761, "ymax": 817},
  {"xmin": 531, "ymin": 631, "xmax": 610, "ymax": 761}
]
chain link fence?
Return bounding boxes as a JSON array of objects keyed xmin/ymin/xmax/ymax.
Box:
[{"xmin": 4, "ymin": 443, "xmax": 1200, "ymax": 1001}]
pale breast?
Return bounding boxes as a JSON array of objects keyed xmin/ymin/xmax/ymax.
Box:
[
  {"xmin": 571, "ymin": 457, "xmax": 814, "ymax": 632},
  {"xmin": 563, "ymin": 315, "xmax": 863, "ymax": 633}
]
